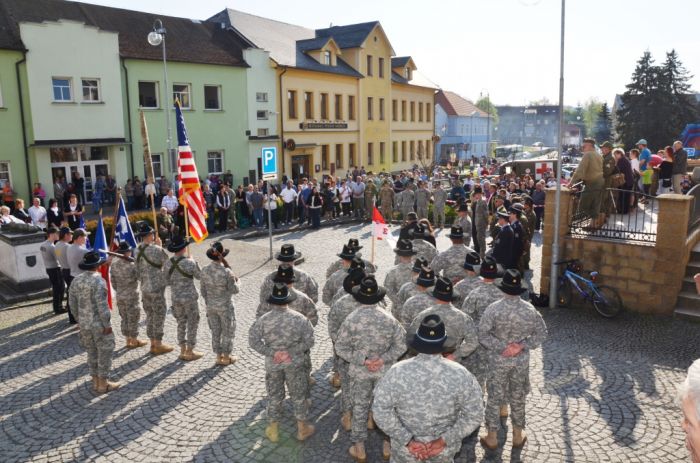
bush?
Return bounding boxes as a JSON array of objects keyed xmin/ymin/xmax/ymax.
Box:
[{"xmin": 84, "ymin": 211, "xmax": 156, "ymax": 239}]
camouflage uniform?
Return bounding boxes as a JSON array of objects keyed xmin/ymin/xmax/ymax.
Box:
[
  {"xmin": 135, "ymin": 243, "xmax": 168, "ymax": 340},
  {"xmin": 257, "ymin": 287, "xmax": 318, "ymax": 326},
  {"xmin": 408, "ymin": 304, "xmax": 479, "ymax": 363},
  {"xmin": 472, "ymin": 198, "xmax": 489, "ymax": 259},
  {"xmin": 200, "ymin": 262, "xmax": 240, "ymax": 356},
  {"xmin": 601, "ymin": 151, "xmax": 617, "ymax": 216},
  {"xmin": 335, "ymin": 304, "xmax": 406, "ymax": 443},
  {"xmin": 398, "ymin": 189, "xmax": 415, "ymax": 219},
  {"xmin": 479, "ymin": 296, "xmax": 547, "ymax": 432},
  {"xmin": 430, "ymin": 244, "xmax": 471, "ymax": 283},
  {"xmin": 372, "ymin": 354, "xmax": 484, "ymax": 462},
  {"xmin": 164, "ymin": 255, "xmax": 202, "ymax": 349},
  {"xmin": 364, "ymin": 181, "xmax": 378, "ymax": 219},
  {"xmin": 456, "ymin": 213, "xmax": 473, "ymax": 244},
  {"xmin": 379, "ymin": 184, "xmax": 395, "ymax": 222},
  {"xmin": 69, "ymin": 272, "xmax": 115, "ymax": 378},
  {"xmin": 394, "ymin": 281, "xmax": 420, "ymax": 318},
  {"xmin": 110, "ymin": 257, "xmax": 141, "ymax": 338},
  {"xmin": 383, "ymin": 262, "xmax": 413, "ymax": 308},
  {"xmin": 260, "ymin": 265, "xmax": 318, "ymax": 303},
  {"xmin": 325, "ymin": 256, "xmax": 376, "ymax": 279},
  {"xmin": 521, "ymin": 208, "xmax": 537, "ymax": 270},
  {"xmin": 323, "ymin": 268, "xmax": 350, "ymax": 305},
  {"xmin": 432, "ymin": 188, "xmax": 448, "ymax": 228},
  {"xmin": 415, "ymin": 187, "xmax": 431, "ymax": 220},
  {"xmin": 395, "ymin": 240, "xmax": 437, "ymax": 265},
  {"xmin": 453, "ymin": 275, "xmax": 481, "ymax": 309},
  {"xmin": 328, "ymin": 293, "xmax": 364, "ymax": 413},
  {"xmin": 249, "ymin": 305, "xmax": 315, "ymax": 422},
  {"xmin": 397, "ymin": 292, "xmax": 435, "ymax": 331}
]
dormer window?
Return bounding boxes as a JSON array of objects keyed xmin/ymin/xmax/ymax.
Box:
[
  {"xmin": 323, "ymin": 50, "xmax": 331, "ymax": 65},
  {"xmin": 404, "ymin": 68, "xmax": 412, "ymax": 80}
]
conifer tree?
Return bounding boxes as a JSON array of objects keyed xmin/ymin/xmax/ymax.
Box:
[{"xmin": 594, "ymin": 102, "xmax": 612, "ymax": 143}]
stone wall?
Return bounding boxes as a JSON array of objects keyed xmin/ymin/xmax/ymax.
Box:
[{"xmin": 540, "ymin": 188, "xmax": 693, "ymax": 316}]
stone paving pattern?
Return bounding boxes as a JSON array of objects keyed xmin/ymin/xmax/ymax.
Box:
[{"xmin": 0, "ymin": 224, "xmax": 697, "ymax": 462}]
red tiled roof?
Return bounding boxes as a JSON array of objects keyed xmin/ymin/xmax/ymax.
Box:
[{"xmin": 436, "ymin": 90, "xmax": 488, "ymax": 117}]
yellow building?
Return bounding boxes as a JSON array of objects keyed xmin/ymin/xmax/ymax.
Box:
[{"xmin": 216, "ymin": 10, "xmax": 435, "ymax": 181}]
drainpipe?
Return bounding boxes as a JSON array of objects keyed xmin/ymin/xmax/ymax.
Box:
[
  {"xmin": 15, "ymin": 53, "xmax": 32, "ymax": 199},
  {"xmin": 278, "ymin": 66, "xmax": 287, "ymax": 177},
  {"xmin": 121, "ymin": 59, "xmax": 135, "ymax": 178}
]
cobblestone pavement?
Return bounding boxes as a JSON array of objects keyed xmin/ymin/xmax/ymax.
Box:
[{"xmin": 0, "ymin": 224, "xmax": 697, "ymax": 462}]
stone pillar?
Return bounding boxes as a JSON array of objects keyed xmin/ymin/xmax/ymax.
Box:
[{"xmin": 540, "ymin": 187, "xmax": 573, "ymax": 295}]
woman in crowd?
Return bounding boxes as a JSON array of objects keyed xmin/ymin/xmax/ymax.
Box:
[
  {"xmin": 125, "ymin": 179, "xmax": 135, "ymax": 210},
  {"xmin": 12, "ymin": 199, "xmax": 31, "ymax": 223},
  {"xmin": 2, "ymin": 181, "xmax": 15, "ymax": 211},
  {"xmin": 64, "ymin": 194, "xmax": 83, "ymax": 230},
  {"xmin": 629, "ymin": 149, "xmax": 641, "ymax": 207},
  {"xmin": 0, "ymin": 205, "xmax": 24, "ymax": 225},
  {"xmin": 263, "ymin": 185, "xmax": 279, "ymax": 229},
  {"xmin": 47, "ymin": 198, "xmax": 64, "ymax": 228},
  {"xmin": 418, "ymin": 218, "xmax": 437, "ymax": 247},
  {"xmin": 656, "ymin": 147, "xmax": 674, "ymax": 195},
  {"xmin": 33, "ymin": 183, "xmax": 46, "ymax": 207},
  {"xmin": 307, "ymin": 186, "xmax": 323, "ymax": 229},
  {"xmin": 613, "ymin": 148, "xmax": 634, "ymax": 215}
]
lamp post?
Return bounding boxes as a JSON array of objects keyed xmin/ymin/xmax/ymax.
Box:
[
  {"xmin": 480, "ymin": 89, "xmax": 491, "ymax": 159},
  {"xmin": 147, "ymin": 20, "xmax": 173, "ymax": 160}
]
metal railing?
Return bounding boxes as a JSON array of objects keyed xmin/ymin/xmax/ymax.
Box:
[
  {"xmin": 687, "ymin": 184, "xmax": 700, "ymax": 232},
  {"xmin": 567, "ymin": 187, "xmax": 657, "ymax": 245}
]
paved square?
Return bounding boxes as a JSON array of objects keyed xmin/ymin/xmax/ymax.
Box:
[{"xmin": 0, "ymin": 224, "xmax": 696, "ymax": 462}]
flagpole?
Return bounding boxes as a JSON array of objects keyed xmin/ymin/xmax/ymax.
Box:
[
  {"xmin": 108, "ymin": 187, "xmax": 121, "ymax": 251},
  {"xmin": 371, "ymin": 198, "xmax": 376, "ymax": 265},
  {"xmin": 183, "ymin": 191, "xmax": 191, "ymax": 257},
  {"xmin": 140, "ymin": 110, "xmax": 159, "ymax": 234}
]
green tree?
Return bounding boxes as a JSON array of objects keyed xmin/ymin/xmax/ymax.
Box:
[
  {"xmin": 660, "ymin": 49, "xmax": 698, "ymax": 140},
  {"xmin": 594, "ymin": 102, "xmax": 613, "ymax": 143},
  {"xmin": 475, "ymin": 96, "xmax": 499, "ymax": 127},
  {"xmin": 582, "ymin": 98, "xmax": 603, "ymax": 139}
]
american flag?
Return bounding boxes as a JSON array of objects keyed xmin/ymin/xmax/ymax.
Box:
[{"xmin": 175, "ymin": 100, "xmax": 208, "ymax": 242}]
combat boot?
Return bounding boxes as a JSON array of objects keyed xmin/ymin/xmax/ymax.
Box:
[
  {"xmin": 348, "ymin": 442, "xmax": 367, "ymax": 463},
  {"xmin": 512, "ymin": 427, "xmax": 528, "ymax": 448},
  {"xmin": 382, "ymin": 439, "xmax": 391, "ymax": 461},
  {"xmin": 500, "ymin": 404, "xmax": 509, "ymax": 418},
  {"xmin": 187, "ymin": 346, "xmax": 203, "ymax": 361},
  {"xmin": 308, "ymin": 375, "xmax": 316, "ymax": 386},
  {"xmin": 133, "ymin": 338, "xmax": 148, "ymax": 347},
  {"xmin": 150, "ymin": 340, "xmax": 174, "ymax": 355},
  {"xmin": 265, "ymin": 421, "xmax": 279, "ymax": 443},
  {"xmin": 367, "ymin": 411, "xmax": 376, "ymax": 430},
  {"xmin": 96, "ymin": 377, "xmax": 120, "ymax": 394},
  {"xmin": 480, "ymin": 430, "xmax": 498, "ymax": 451},
  {"xmin": 218, "ymin": 354, "xmax": 233, "ymax": 366},
  {"xmin": 330, "ymin": 371, "xmax": 341, "ymax": 388},
  {"xmin": 341, "ymin": 411, "xmax": 352, "ymax": 431},
  {"xmin": 179, "ymin": 344, "xmax": 188, "ymax": 360},
  {"xmin": 91, "ymin": 375, "xmax": 98, "ymax": 391},
  {"xmin": 296, "ymin": 420, "xmax": 315, "ymax": 441}
]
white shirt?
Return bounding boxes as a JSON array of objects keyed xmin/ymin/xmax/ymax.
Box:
[
  {"xmin": 28, "ymin": 205, "xmax": 47, "ymax": 227},
  {"xmin": 161, "ymin": 195, "xmax": 179, "ymax": 213},
  {"xmin": 145, "ymin": 183, "xmax": 157, "ymax": 196},
  {"xmin": 630, "ymin": 158, "xmax": 640, "ymax": 174},
  {"xmin": 280, "ymin": 187, "xmax": 298, "ymax": 203}
]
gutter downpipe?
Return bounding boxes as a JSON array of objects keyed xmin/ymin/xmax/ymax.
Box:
[
  {"xmin": 278, "ymin": 66, "xmax": 287, "ymax": 178},
  {"xmin": 121, "ymin": 59, "xmax": 135, "ymax": 178},
  {"xmin": 15, "ymin": 53, "xmax": 32, "ymax": 199}
]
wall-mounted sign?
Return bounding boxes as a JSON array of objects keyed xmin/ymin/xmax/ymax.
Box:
[{"xmin": 299, "ymin": 122, "xmax": 349, "ymax": 130}]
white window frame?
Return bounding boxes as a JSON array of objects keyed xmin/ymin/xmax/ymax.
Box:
[
  {"xmin": 256, "ymin": 92, "xmax": 268, "ymax": 103},
  {"xmin": 148, "ymin": 153, "xmax": 163, "ymax": 179},
  {"xmin": 257, "ymin": 110, "xmax": 269, "ymax": 120},
  {"xmin": 207, "ymin": 150, "xmax": 224, "ymax": 175},
  {"xmin": 0, "ymin": 161, "xmax": 11, "ymax": 188},
  {"xmin": 81, "ymin": 78, "xmax": 101, "ymax": 103},
  {"xmin": 52, "ymin": 77, "xmax": 73, "ymax": 102},
  {"xmin": 323, "ymin": 50, "xmax": 331, "ymax": 65},
  {"xmin": 138, "ymin": 81, "xmax": 160, "ymax": 109},
  {"xmin": 173, "ymin": 83, "xmax": 192, "ymax": 109},
  {"xmin": 0, "ymin": 79, "xmax": 4, "ymax": 107},
  {"xmin": 204, "ymin": 85, "xmax": 221, "ymax": 110},
  {"xmin": 168, "ymin": 148, "xmax": 178, "ymax": 174}
]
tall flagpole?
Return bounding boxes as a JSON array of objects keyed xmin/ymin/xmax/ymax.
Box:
[
  {"xmin": 371, "ymin": 198, "xmax": 376, "ymax": 265},
  {"xmin": 108, "ymin": 187, "xmax": 122, "ymax": 250},
  {"xmin": 139, "ymin": 110, "xmax": 159, "ymax": 233}
]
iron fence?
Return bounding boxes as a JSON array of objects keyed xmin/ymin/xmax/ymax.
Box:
[
  {"xmin": 687, "ymin": 184, "xmax": 700, "ymax": 232},
  {"xmin": 567, "ymin": 187, "xmax": 657, "ymax": 245}
]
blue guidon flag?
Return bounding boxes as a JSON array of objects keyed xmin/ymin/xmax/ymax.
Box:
[{"xmin": 113, "ymin": 196, "xmax": 137, "ymax": 249}]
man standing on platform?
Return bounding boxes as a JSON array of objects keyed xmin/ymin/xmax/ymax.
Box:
[
  {"xmin": 570, "ymin": 138, "xmax": 604, "ymax": 227},
  {"xmin": 40, "ymin": 226, "xmax": 65, "ymax": 315}
]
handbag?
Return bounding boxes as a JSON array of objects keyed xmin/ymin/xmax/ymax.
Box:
[
  {"xmin": 611, "ymin": 173, "xmax": 626, "ymax": 188},
  {"xmin": 661, "ymin": 178, "xmax": 672, "ymax": 188}
]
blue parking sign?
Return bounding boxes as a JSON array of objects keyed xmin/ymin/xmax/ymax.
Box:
[{"xmin": 262, "ymin": 147, "xmax": 277, "ymax": 175}]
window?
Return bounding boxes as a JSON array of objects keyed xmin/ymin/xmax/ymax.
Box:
[
  {"xmin": 367, "ymin": 97, "xmax": 373, "ymax": 120},
  {"xmin": 257, "ymin": 128, "xmax": 269, "ymax": 137},
  {"xmin": 401, "ymin": 141, "xmax": 407, "ymax": 162},
  {"xmin": 320, "ymin": 93, "xmax": 329, "ymax": 120},
  {"xmin": 0, "ymin": 80, "xmax": 3, "ymax": 107},
  {"xmin": 304, "ymin": 92, "xmax": 313, "ymax": 119},
  {"xmin": 52, "ymin": 78, "xmax": 72, "ymax": 101},
  {"xmin": 323, "ymin": 50, "xmax": 331, "ymax": 65},
  {"xmin": 257, "ymin": 110, "xmax": 268, "ymax": 120},
  {"xmin": 410, "ymin": 102, "xmax": 415, "ymax": 122},
  {"xmin": 367, "ymin": 143, "xmax": 374, "ymax": 165},
  {"xmin": 392, "ymin": 100, "xmax": 398, "ymax": 121},
  {"xmin": 256, "ymin": 92, "xmax": 268, "ymax": 102},
  {"xmin": 378, "ymin": 57, "xmax": 384, "ymax": 78},
  {"xmin": 401, "ymin": 100, "xmax": 407, "ymax": 121},
  {"xmin": 426, "ymin": 140, "xmax": 432, "ymax": 159},
  {"xmin": 81, "ymin": 79, "xmax": 100, "ymax": 102},
  {"xmin": 366, "ymin": 55, "xmax": 373, "ymax": 76},
  {"xmin": 138, "ymin": 81, "xmax": 159, "ymax": 108},
  {"xmin": 349, "ymin": 143, "xmax": 357, "ymax": 167},
  {"xmin": 335, "ymin": 94, "xmax": 343, "ymax": 120},
  {"xmin": 426, "ymin": 103, "xmax": 431, "ymax": 122},
  {"xmin": 288, "ymin": 90, "xmax": 297, "ymax": 119},
  {"xmin": 380, "ymin": 142, "xmax": 386, "ymax": 164},
  {"xmin": 168, "ymin": 148, "xmax": 179, "ymax": 173},
  {"xmin": 418, "ymin": 140, "xmax": 424, "ymax": 160},
  {"xmin": 321, "ymin": 145, "xmax": 330, "ymax": 170},
  {"xmin": 173, "ymin": 83, "xmax": 191, "ymax": 109},
  {"xmin": 379, "ymin": 98, "xmax": 385, "ymax": 121},
  {"xmin": 418, "ymin": 102, "xmax": 423, "ymax": 122},
  {"xmin": 0, "ymin": 161, "xmax": 11, "ymax": 188},
  {"xmin": 348, "ymin": 95, "xmax": 355, "ymax": 120},
  {"xmin": 204, "ymin": 85, "xmax": 221, "ymax": 110},
  {"xmin": 410, "ymin": 141, "xmax": 415, "ymax": 161},
  {"xmin": 392, "ymin": 141, "xmax": 398, "ymax": 163},
  {"xmin": 207, "ymin": 151, "xmax": 224, "ymax": 175},
  {"xmin": 335, "ymin": 144, "xmax": 343, "ymax": 169},
  {"xmin": 148, "ymin": 153, "xmax": 163, "ymax": 179}
]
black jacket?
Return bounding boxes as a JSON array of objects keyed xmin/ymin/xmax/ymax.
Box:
[{"xmin": 492, "ymin": 224, "xmax": 514, "ymax": 269}]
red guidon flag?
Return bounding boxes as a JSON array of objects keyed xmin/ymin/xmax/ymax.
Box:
[
  {"xmin": 372, "ymin": 207, "xmax": 389, "ymax": 240},
  {"xmin": 174, "ymin": 100, "xmax": 208, "ymax": 243}
]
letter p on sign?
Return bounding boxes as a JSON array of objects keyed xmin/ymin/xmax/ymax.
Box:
[{"xmin": 262, "ymin": 147, "xmax": 277, "ymax": 176}]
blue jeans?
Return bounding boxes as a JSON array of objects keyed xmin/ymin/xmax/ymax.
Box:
[
  {"xmin": 297, "ymin": 204, "xmax": 306, "ymax": 224},
  {"xmin": 310, "ymin": 208, "xmax": 321, "ymax": 228},
  {"xmin": 253, "ymin": 208, "xmax": 264, "ymax": 227},
  {"xmin": 206, "ymin": 207, "xmax": 215, "ymax": 232},
  {"xmin": 127, "ymin": 196, "xmax": 134, "ymax": 210}
]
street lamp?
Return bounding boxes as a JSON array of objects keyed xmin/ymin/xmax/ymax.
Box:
[
  {"xmin": 480, "ymin": 89, "xmax": 491, "ymax": 158},
  {"xmin": 147, "ymin": 19, "xmax": 173, "ymax": 160}
]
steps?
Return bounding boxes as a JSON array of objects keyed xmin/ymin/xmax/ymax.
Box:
[{"xmin": 675, "ymin": 247, "xmax": 700, "ymax": 321}]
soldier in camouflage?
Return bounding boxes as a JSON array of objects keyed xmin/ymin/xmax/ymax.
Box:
[
  {"xmin": 394, "ymin": 257, "xmax": 429, "ymax": 316},
  {"xmin": 364, "ymin": 175, "xmax": 378, "ymax": 220},
  {"xmin": 394, "ymin": 225, "xmax": 437, "ymax": 265},
  {"xmin": 379, "ymin": 180, "xmax": 395, "ymax": 223},
  {"xmin": 453, "ymin": 251, "xmax": 481, "ymax": 308},
  {"xmin": 325, "ymin": 238, "xmax": 376, "ymax": 278},
  {"xmin": 323, "ymin": 245, "xmax": 358, "ymax": 305},
  {"xmin": 455, "ymin": 203, "xmax": 473, "ymax": 245},
  {"xmin": 134, "ymin": 222, "xmax": 173, "ymax": 355},
  {"xmin": 335, "ymin": 276, "xmax": 406, "ymax": 462},
  {"xmin": 478, "ymin": 269, "xmax": 547, "ymax": 450},
  {"xmin": 430, "ymin": 226, "xmax": 472, "ymax": 283},
  {"xmin": 259, "ymin": 244, "xmax": 318, "ymax": 304},
  {"xmin": 249, "ymin": 283, "xmax": 316, "ymax": 443},
  {"xmin": 164, "ymin": 236, "xmax": 202, "ymax": 362},
  {"xmin": 415, "ymin": 181, "xmax": 431, "ymax": 220},
  {"xmin": 110, "ymin": 241, "xmax": 147, "ymax": 349},
  {"xmin": 397, "ymin": 268, "xmax": 437, "ymax": 331},
  {"xmin": 69, "ymin": 251, "xmax": 119, "ymax": 393},
  {"xmin": 520, "ymin": 197, "xmax": 537, "ymax": 271},
  {"xmin": 373, "ymin": 315, "xmax": 484, "ymax": 463},
  {"xmin": 383, "ymin": 239, "xmax": 418, "ymax": 308},
  {"xmin": 432, "ymin": 182, "xmax": 448, "ymax": 229},
  {"xmin": 200, "ymin": 242, "xmax": 240, "ymax": 366},
  {"xmin": 398, "ymin": 187, "xmax": 416, "ymax": 220}
]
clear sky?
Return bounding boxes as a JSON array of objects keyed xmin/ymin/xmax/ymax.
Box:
[{"xmin": 83, "ymin": 0, "xmax": 700, "ymax": 107}]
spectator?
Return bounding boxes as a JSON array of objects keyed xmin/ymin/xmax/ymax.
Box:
[
  {"xmin": 298, "ymin": 180, "xmax": 312, "ymax": 225},
  {"xmin": 223, "ymin": 169, "xmax": 233, "ymax": 187},
  {"xmin": 263, "ymin": 186, "xmax": 279, "ymax": 229},
  {"xmin": 656, "ymin": 147, "xmax": 674, "ymax": 195},
  {"xmin": 673, "ymin": 141, "xmax": 688, "ymax": 194},
  {"xmin": 307, "ymin": 186, "xmax": 323, "ymax": 229},
  {"xmin": 28, "ymin": 197, "xmax": 47, "ymax": 229},
  {"xmin": 250, "ymin": 186, "xmax": 264, "ymax": 228},
  {"xmin": 1, "ymin": 205, "xmax": 24, "ymax": 225},
  {"xmin": 614, "ymin": 149, "xmax": 634, "ymax": 214},
  {"xmin": 144, "ymin": 178, "xmax": 157, "ymax": 210},
  {"xmin": 677, "ymin": 358, "xmax": 700, "ymax": 462},
  {"xmin": 531, "ymin": 182, "xmax": 546, "ymax": 230},
  {"xmin": 157, "ymin": 207, "xmax": 175, "ymax": 243},
  {"xmin": 13, "ymin": 199, "xmax": 31, "ymax": 223},
  {"xmin": 280, "ymin": 180, "xmax": 297, "ymax": 225},
  {"xmin": 40, "ymin": 226, "xmax": 65, "ymax": 315},
  {"xmin": 125, "ymin": 179, "xmax": 135, "ymax": 210},
  {"xmin": 64, "ymin": 194, "xmax": 83, "ymax": 230},
  {"xmin": 245, "ymin": 184, "xmax": 255, "ymax": 218},
  {"xmin": 351, "ymin": 177, "xmax": 366, "ymax": 218},
  {"xmin": 235, "ymin": 184, "xmax": 247, "ymax": 224},
  {"xmin": 203, "ymin": 184, "xmax": 215, "ymax": 233},
  {"xmin": 33, "ymin": 182, "xmax": 46, "ymax": 207},
  {"xmin": 105, "ymin": 174, "xmax": 116, "ymax": 205},
  {"xmin": 133, "ymin": 177, "xmax": 144, "ymax": 209},
  {"xmin": 47, "ymin": 198, "xmax": 65, "ymax": 228},
  {"xmin": 570, "ymin": 137, "xmax": 605, "ymax": 227},
  {"xmin": 161, "ymin": 189, "xmax": 179, "ymax": 215},
  {"xmin": 92, "ymin": 175, "xmax": 105, "ymax": 213},
  {"xmin": 216, "ymin": 184, "xmax": 231, "ymax": 232},
  {"xmin": 72, "ymin": 171, "xmax": 85, "ymax": 205},
  {"xmin": 225, "ymin": 183, "xmax": 237, "ymax": 229},
  {"xmin": 2, "ymin": 180, "xmax": 15, "ymax": 211},
  {"xmin": 159, "ymin": 176, "xmax": 171, "ymax": 200},
  {"xmin": 53, "ymin": 177, "xmax": 65, "ymax": 209},
  {"xmin": 637, "ymin": 139, "xmax": 651, "ymax": 173},
  {"xmin": 339, "ymin": 179, "xmax": 352, "ymax": 216},
  {"xmin": 418, "ymin": 218, "xmax": 437, "ymax": 247}
]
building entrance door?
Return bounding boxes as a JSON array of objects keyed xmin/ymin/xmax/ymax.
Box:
[
  {"xmin": 50, "ymin": 146, "xmax": 110, "ymax": 205},
  {"xmin": 291, "ymin": 155, "xmax": 310, "ymax": 184}
]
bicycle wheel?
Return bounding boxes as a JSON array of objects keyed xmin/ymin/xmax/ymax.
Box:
[
  {"xmin": 557, "ymin": 280, "xmax": 572, "ymax": 308},
  {"xmin": 592, "ymin": 285, "xmax": 623, "ymax": 318}
]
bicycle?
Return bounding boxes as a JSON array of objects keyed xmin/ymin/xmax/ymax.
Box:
[{"xmin": 554, "ymin": 259, "xmax": 623, "ymax": 318}]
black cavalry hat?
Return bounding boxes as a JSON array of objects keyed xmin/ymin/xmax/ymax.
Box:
[
  {"xmin": 496, "ymin": 269, "xmax": 529, "ymax": 295},
  {"xmin": 273, "ymin": 265, "xmax": 296, "ymax": 284},
  {"xmin": 267, "ymin": 283, "xmax": 297, "ymax": 305},
  {"xmin": 348, "ymin": 256, "xmax": 366, "ymax": 272},
  {"xmin": 407, "ymin": 314, "xmax": 448, "ymax": 355},
  {"xmin": 408, "ymin": 225, "xmax": 428, "ymax": 241},
  {"xmin": 449, "ymin": 226, "xmax": 464, "ymax": 240},
  {"xmin": 458, "ymin": 203, "xmax": 470, "ymax": 213},
  {"xmin": 432, "ymin": 276, "xmax": 458, "ymax": 302},
  {"xmin": 276, "ymin": 244, "xmax": 301, "ymax": 262},
  {"xmin": 416, "ymin": 267, "xmax": 437, "ymax": 288},
  {"xmin": 351, "ymin": 276, "xmax": 386, "ymax": 304},
  {"xmin": 206, "ymin": 241, "xmax": 230, "ymax": 260},
  {"xmin": 343, "ymin": 268, "xmax": 367, "ymax": 294},
  {"xmin": 337, "ymin": 244, "xmax": 357, "ymax": 260},
  {"xmin": 115, "ymin": 241, "xmax": 132, "ymax": 254},
  {"xmin": 167, "ymin": 235, "xmax": 191, "ymax": 253},
  {"xmin": 78, "ymin": 250, "xmax": 107, "ymax": 270},
  {"xmin": 463, "ymin": 251, "xmax": 481, "ymax": 271},
  {"xmin": 135, "ymin": 221, "xmax": 154, "ymax": 237},
  {"xmin": 412, "ymin": 257, "xmax": 429, "ymax": 273},
  {"xmin": 347, "ymin": 238, "xmax": 363, "ymax": 251},
  {"xmin": 474, "ymin": 257, "xmax": 502, "ymax": 279},
  {"xmin": 394, "ymin": 239, "xmax": 417, "ymax": 256}
]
